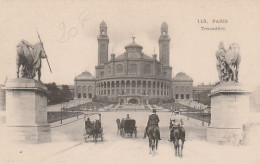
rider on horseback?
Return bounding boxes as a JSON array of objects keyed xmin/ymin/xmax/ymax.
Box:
[
  {"xmin": 169, "ymin": 111, "xmax": 185, "ymax": 142},
  {"xmin": 143, "ymin": 109, "xmax": 161, "ymax": 140}
]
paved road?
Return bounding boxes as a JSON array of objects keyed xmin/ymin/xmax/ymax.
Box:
[
  {"xmin": 50, "ymin": 111, "xmax": 207, "ymax": 142},
  {"xmin": 1, "ymin": 112, "xmax": 257, "ymax": 164}
]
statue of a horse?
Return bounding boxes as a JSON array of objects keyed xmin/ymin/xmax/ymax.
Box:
[
  {"xmin": 147, "ymin": 125, "xmax": 159, "ymax": 156},
  {"xmin": 16, "ymin": 40, "xmax": 46, "ymax": 81},
  {"xmin": 225, "ymin": 43, "xmax": 241, "ymax": 82},
  {"xmin": 216, "ymin": 42, "xmax": 241, "ymax": 83}
]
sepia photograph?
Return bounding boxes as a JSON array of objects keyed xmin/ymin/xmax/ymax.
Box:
[{"xmin": 0, "ymin": 0, "xmax": 259, "ymax": 164}]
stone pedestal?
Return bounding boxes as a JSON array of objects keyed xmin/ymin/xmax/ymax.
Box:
[
  {"xmin": 207, "ymin": 82, "xmax": 251, "ymax": 145},
  {"xmin": 0, "ymin": 78, "xmax": 51, "ymax": 143},
  {"xmin": 0, "ymin": 84, "xmax": 6, "ymax": 125}
]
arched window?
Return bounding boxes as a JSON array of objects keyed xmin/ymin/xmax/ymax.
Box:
[
  {"xmin": 148, "ymin": 81, "xmax": 151, "ymax": 88},
  {"xmin": 143, "ymin": 81, "xmax": 146, "ymax": 88},
  {"xmin": 137, "ymin": 81, "xmax": 141, "ymax": 88},
  {"xmin": 131, "ymin": 81, "xmax": 136, "ymax": 87},
  {"xmin": 126, "ymin": 81, "xmax": 130, "ymax": 88},
  {"xmin": 116, "ymin": 81, "xmax": 120, "ymax": 88},
  {"xmin": 111, "ymin": 81, "xmax": 115, "ymax": 88},
  {"xmin": 153, "ymin": 81, "xmax": 156, "ymax": 88},
  {"xmin": 117, "ymin": 64, "xmax": 123, "ymax": 73},
  {"xmin": 121, "ymin": 81, "xmax": 125, "ymax": 87}
]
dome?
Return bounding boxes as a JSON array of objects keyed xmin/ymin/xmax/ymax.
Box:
[
  {"xmin": 173, "ymin": 72, "xmax": 193, "ymax": 82},
  {"xmin": 161, "ymin": 22, "xmax": 168, "ymax": 28},
  {"xmin": 116, "ymin": 52, "xmax": 153, "ymax": 60},
  {"xmin": 75, "ymin": 71, "xmax": 95, "ymax": 80},
  {"xmin": 125, "ymin": 42, "xmax": 143, "ymax": 49},
  {"xmin": 100, "ymin": 20, "xmax": 107, "ymax": 28}
]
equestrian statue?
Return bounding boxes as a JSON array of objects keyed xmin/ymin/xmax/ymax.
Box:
[
  {"xmin": 216, "ymin": 42, "xmax": 241, "ymax": 83},
  {"xmin": 16, "ymin": 31, "xmax": 52, "ymax": 81}
]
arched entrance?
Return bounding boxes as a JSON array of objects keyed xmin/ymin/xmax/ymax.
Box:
[{"xmin": 128, "ymin": 98, "xmax": 138, "ymax": 104}]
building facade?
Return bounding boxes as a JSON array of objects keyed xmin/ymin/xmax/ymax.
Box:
[
  {"xmin": 74, "ymin": 71, "xmax": 95, "ymax": 99},
  {"xmin": 172, "ymin": 72, "xmax": 193, "ymax": 101},
  {"xmin": 95, "ymin": 21, "xmax": 172, "ymax": 104},
  {"xmin": 74, "ymin": 21, "xmax": 194, "ymax": 104}
]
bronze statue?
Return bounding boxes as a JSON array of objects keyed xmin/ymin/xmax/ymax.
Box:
[
  {"xmin": 216, "ymin": 42, "xmax": 241, "ymax": 83},
  {"xmin": 16, "ymin": 40, "xmax": 46, "ymax": 81},
  {"xmin": 16, "ymin": 31, "xmax": 52, "ymax": 81}
]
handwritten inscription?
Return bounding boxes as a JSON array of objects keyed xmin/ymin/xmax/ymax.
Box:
[
  {"xmin": 197, "ymin": 19, "xmax": 228, "ymax": 31},
  {"xmin": 58, "ymin": 9, "xmax": 92, "ymax": 43}
]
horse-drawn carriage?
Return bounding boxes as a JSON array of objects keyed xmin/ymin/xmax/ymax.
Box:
[
  {"xmin": 117, "ymin": 118, "xmax": 137, "ymax": 138},
  {"xmin": 83, "ymin": 113, "xmax": 104, "ymax": 143}
]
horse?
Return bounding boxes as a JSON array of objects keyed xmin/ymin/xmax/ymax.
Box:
[
  {"xmin": 16, "ymin": 41, "xmax": 46, "ymax": 81},
  {"xmin": 225, "ymin": 43, "xmax": 241, "ymax": 82},
  {"xmin": 116, "ymin": 118, "xmax": 121, "ymax": 134},
  {"xmin": 92, "ymin": 120, "xmax": 102, "ymax": 143},
  {"xmin": 147, "ymin": 125, "xmax": 159, "ymax": 155},
  {"xmin": 119, "ymin": 118, "xmax": 125, "ymax": 136},
  {"xmin": 216, "ymin": 42, "xmax": 241, "ymax": 83},
  {"xmin": 170, "ymin": 125, "xmax": 185, "ymax": 158}
]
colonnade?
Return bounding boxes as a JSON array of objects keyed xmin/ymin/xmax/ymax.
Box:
[{"xmin": 96, "ymin": 79, "xmax": 171, "ymax": 98}]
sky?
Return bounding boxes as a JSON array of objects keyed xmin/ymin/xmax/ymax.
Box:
[{"xmin": 0, "ymin": 0, "xmax": 259, "ymax": 87}]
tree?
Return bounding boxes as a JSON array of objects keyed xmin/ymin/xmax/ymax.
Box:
[
  {"xmin": 61, "ymin": 85, "xmax": 72, "ymax": 101},
  {"xmin": 45, "ymin": 83, "xmax": 72, "ymax": 105},
  {"xmin": 197, "ymin": 90, "xmax": 211, "ymax": 106},
  {"xmin": 45, "ymin": 83, "xmax": 63, "ymax": 105}
]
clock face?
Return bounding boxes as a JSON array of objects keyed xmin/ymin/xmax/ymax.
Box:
[{"xmin": 163, "ymin": 31, "xmax": 166, "ymax": 35}]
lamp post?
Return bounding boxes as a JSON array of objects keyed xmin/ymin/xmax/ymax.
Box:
[
  {"xmin": 201, "ymin": 106, "xmax": 205, "ymax": 126},
  {"xmin": 60, "ymin": 105, "xmax": 63, "ymax": 124}
]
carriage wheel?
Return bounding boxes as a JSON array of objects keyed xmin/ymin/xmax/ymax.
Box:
[
  {"xmin": 94, "ymin": 134, "xmax": 97, "ymax": 143},
  {"xmin": 100, "ymin": 133, "xmax": 103, "ymax": 142},
  {"xmin": 101, "ymin": 129, "xmax": 104, "ymax": 142}
]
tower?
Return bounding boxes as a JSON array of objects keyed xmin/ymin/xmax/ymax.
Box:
[
  {"xmin": 97, "ymin": 21, "xmax": 109, "ymax": 65},
  {"xmin": 159, "ymin": 22, "xmax": 170, "ymax": 66}
]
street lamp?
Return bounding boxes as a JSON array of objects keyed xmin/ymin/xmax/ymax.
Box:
[{"xmin": 60, "ymin": 105, "xmax": 63, "ymax": 124}]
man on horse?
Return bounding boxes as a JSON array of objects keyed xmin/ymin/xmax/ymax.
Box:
[
  {"xmin": 169, "ymin": 111, "xmax": 185, "ymax": 142},
  {"xmin": 143, "ymin": 109, "xmax": 161, "ymax": 140}
]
